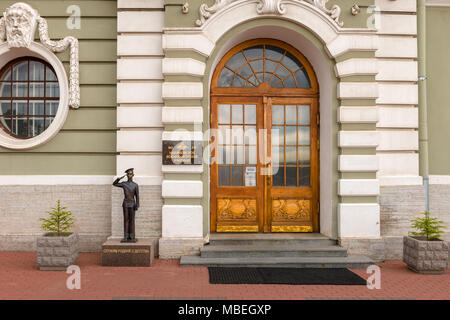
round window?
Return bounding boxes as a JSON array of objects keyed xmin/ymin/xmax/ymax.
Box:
[{"xmin": 0, "ymin": 57, "xmax": 60, "ymax": 139}]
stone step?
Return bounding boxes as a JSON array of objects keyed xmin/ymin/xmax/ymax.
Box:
[
  {"xmin": 200, "ymin": 244, "xmax": 348, "ymax": 258},
  {"xmin": 180, "ymin": 255, "xmax": 373, "ymax": 269},
  {"xmin": 209, "ymin": 233, "xmax": 336, "ymax": 247}
]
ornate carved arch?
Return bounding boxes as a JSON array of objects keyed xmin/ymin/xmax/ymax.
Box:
[{"xmin": 196, "ymin": 0, "xmax": 343, "ymax": 28}]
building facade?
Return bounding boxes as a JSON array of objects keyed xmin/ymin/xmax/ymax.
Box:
[{"xmin": 0, "ymin": 0, "xmax": 449, "ymax": 261}]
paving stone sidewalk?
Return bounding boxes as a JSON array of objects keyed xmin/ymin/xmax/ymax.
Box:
[{"xmin": 0, "ymin": 252, "xmax": 449, "ymax": 300}]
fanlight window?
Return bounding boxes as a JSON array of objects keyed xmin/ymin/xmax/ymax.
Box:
[
  {"xmin": 0, "ymin": 57, "xmax": 60, "ymax": 139},
  {"xmin": 218, "ymin": 44, "xmax": 311, "ymax": 88}
]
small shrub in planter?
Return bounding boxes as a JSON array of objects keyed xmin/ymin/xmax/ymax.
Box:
[
  {"xmin": 36, "ymin": 200, "xmax": 79, "ymax": 271},
  {"xmin": 403, "ymin": 211, "xmax": 448, "ymax": 274}
]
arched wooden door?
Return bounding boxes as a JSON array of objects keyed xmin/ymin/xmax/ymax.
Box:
[{"xmin": 210, "ymin": 39, "xmax": 319, "ymax": 233}]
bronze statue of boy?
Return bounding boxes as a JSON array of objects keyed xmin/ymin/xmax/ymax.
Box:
[{"xmin": 113, "ymin": 168, "xmax": 140, "ymax": 243}]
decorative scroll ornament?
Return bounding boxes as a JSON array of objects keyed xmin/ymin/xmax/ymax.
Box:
[
  {"xmin": 196, "ymin": 0, "xmax": 230, "ymax": 26},
  {"xmin": 36, "ymin": 18, "xmax": 80, "ymax": 109},
  {"xmin": 351, "ymin": 4, "xmax": 360, "ymax": 16},
  {"xmin": 182, "ymin": 2, "xmax": 189, "ymax": 14},
  {"xmin": 256, "ymin": 0, "xmax": 286, "ymax": 15},
  {"xmin": 196, "ymin": 0, "xmax": 343, "ymax": 27},
  {"xmin": 0, "ymin": 3, "xmax": 80, "ymax": 109},
  {"xmin": 305, "ymin": 0, "xmax": 343, "ymax": 27}
]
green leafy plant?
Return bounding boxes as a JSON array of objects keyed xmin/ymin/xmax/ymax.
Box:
[
  {"xmin": 40, "ymin": 200, "xmax": 74, "ymax": 236},
  {"xmin": 409, "ymin": 211, "xmax": 447, "ymax": 241}
]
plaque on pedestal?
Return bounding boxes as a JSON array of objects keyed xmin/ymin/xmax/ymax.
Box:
[{"xmin": 101, "ymin": 239, "xmax": 153, "ymax": 267}]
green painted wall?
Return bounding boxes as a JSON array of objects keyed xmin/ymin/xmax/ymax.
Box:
[
  {"xmin": 426, "ymin": 7, "xmax": 450, "ymax": 175},
  {"xmin": 164, "ymin": 0, "xmax": 374, "ymax": 29},
  {"xmin": 0, "ymin": 0, "xmax": 117, "ymax": 175}
]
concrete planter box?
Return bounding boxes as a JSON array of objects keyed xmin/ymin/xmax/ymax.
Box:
[
  {"xmin": 36, "ymin": 233, "xmax": 79, "ymax": 271},
  {"xmin": 403, "ymin": 236, "xmax": 449, "ymax": 274}
]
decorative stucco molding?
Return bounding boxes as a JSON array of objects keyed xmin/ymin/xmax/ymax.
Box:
[
  {"xmin": 196, "ymin": 0, "xmax": 229, "ymax": 26},
  {"xmin": 196, "ymin": 0, "xmax": 343, "ymax": 27},
  {"xmin": 256, "ymin": 0, "xmax": 286, "ymax": 15},
  {"xmin": 307, "ymin": 0, "xmax": 343, "ymax": 27},
  {"xmin": 37, "ymin": 18, "xmax": 80, "ymax": 109},
  {"xmin": 0, "ymin": 2, "xmax": 80, "ymax": 109}
]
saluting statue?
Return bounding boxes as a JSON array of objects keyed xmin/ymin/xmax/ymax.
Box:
[{"xmin": 113, "ymin": 168, "xmax": 140, "ymax": 243}]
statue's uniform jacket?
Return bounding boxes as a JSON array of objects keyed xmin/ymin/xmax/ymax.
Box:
[{"xmin": 113, "ymin": 179, "xmax": 140, "ymax": 209}]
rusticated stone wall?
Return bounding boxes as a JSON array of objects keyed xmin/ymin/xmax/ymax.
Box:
[
  {"xmin": 379, "ymin": 185, "xmax": 427, "ymax": 237},
  {"xmin": 380, "ymin": 185, "xmax": 450, "ymax": 240},
  {"xmin": 0, "ymin": 185, "xmax": 111, "ymax": 251},
  {"xmin": 341, "ymin": 185, "xmax": 450, "ymax": 261}
]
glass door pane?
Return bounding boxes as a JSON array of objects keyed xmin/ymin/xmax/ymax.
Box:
[
  {"xmin": 217, "ymin": 103, "xmax": 257, "ymax": 187},
  {"xmin": 271, "ymin": 104, "xmax": 311, "ymax": 187}
]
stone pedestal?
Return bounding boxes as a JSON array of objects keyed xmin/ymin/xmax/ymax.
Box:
[{"xmin": 102, "ymin": 239, "xmax": 154, "ymax": 267}]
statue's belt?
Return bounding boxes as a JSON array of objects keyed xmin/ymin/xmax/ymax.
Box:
[{"xmin": 122, "ymin": 199, "xmax": 136, "ymax": 208}]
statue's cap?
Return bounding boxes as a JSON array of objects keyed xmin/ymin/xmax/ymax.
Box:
[{"xmin": 125, "ymin": 168, "xmax": 134, "ymax": 174}]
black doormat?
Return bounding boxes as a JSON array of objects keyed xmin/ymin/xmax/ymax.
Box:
[{"xmin": 208, "ymin": 267, "xmax": 367, "ymax": 285}]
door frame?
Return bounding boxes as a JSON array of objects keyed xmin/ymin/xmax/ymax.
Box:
[
  {"xmin": 265, "ymin": 96, "xmax": 320, "ymax": 233},
  {"xmin": 209, "ymin": 38, "xmax": 320, "ymax": 233},
  {"xmin": 210, "ymin": 95, "xmax": 265, "ymax": 232},
  {"xmin": 210, "ymin": 95, "xmax": 319, "ymax": 232}
]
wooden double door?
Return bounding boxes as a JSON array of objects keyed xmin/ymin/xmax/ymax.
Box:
[{"xmin": 210, "ymin": 95, "xmax": 319, "ymax": 232}]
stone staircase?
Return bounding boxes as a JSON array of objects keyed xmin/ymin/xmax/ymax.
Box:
[{"xmin": 180, "ymin": 233, "xmax": 373, "ymax": 268}]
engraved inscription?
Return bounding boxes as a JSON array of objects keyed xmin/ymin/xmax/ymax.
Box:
[
  {"xmin": 162, "ymin": 140, "xmax": 203, "ymax": 165},
  {"xmin": 103, "ymin": 249, "xmax": 150, "ymax": 254}
]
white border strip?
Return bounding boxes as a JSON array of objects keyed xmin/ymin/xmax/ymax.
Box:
[
  {"xmin": 0, "ymin": 175, "xmax": 162, "ymax": 185},
  {"xmin": 379, "ymin": 176, "xmax": 423, "ymax": 186},
  {"xmin": 426, "ymin": 0, "xmax": 450, "ymax": 7},
  {"xmin": 379, "ymin": 175, "xmax": 450, "ymax": 186},
  {"xmin": 429, "ymin": 175, "xmax": 450, "ymax": 185},
  {"xmin": 162, "ymin": 165, "xmax": 203, "ymax": 174}
]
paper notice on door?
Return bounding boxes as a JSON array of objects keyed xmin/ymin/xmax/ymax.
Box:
[{"xmin": 245, "ymin": 167, "xmax": 257, "ymax": 186}]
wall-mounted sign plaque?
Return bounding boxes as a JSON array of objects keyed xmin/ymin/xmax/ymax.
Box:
[
  {"xmin": 245, "ymin": 166, "xmax": 257, "ymax": 186},
  {"xmin": 162, "ymin": 140, "xmax": 203, "ymax": 165}
]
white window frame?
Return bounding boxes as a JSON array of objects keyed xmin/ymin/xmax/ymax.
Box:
[{"xmin": 0, "ymin": 42, "xmax": 69, "ymax": 150}]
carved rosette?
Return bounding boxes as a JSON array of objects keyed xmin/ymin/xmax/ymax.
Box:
[
  {"xmin": 272, "ymin": 199, "xmax": 311, "ymax": 221},
  {"xmin": 0, "ymin": 3, "xmax": 80, "ymax": 109},
  {"xmin": 217, "ymin": 199, "xmax": 257, "ymax": 220},
  {"xmin": 195, "ymin": 0, "xmax": 344, "ymax": 27}
]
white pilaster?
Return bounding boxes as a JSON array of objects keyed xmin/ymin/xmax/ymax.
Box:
[
  {"xmin": 162, "ymin": 205, "xmax": 203, "ymax": 238},
  {"xmin": 339, "ymin": 204, "xmax": 381, "ymax": 238}
]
